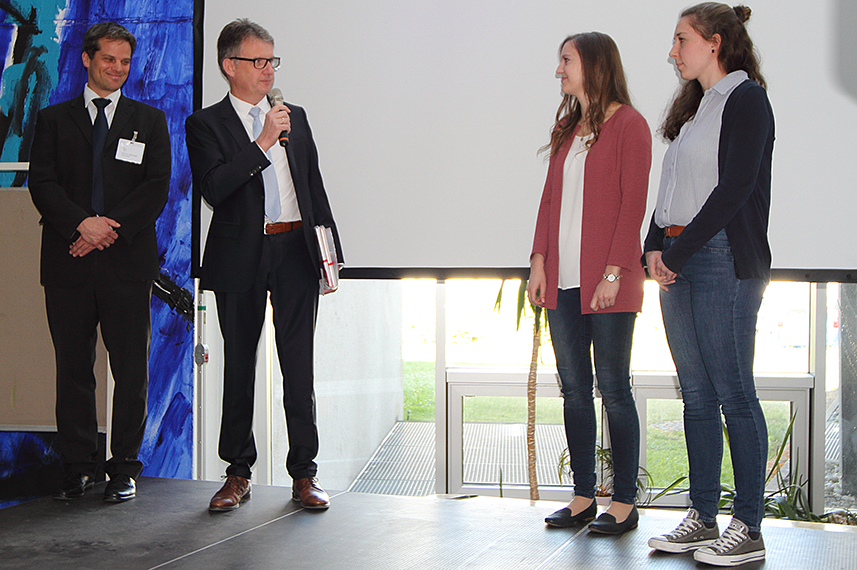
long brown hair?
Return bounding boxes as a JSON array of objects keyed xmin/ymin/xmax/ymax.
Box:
[
  {"xmin": 661, "ymin": 3, "xmax": 766, "ymax": 141},
  {"xmin": 544, "ymin": 32, "xmax": 632, "ymax": 156}
]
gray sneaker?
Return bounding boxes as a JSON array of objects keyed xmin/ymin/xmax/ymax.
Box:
[
  {"xmin": 693, "ymin": 518, "xmax": 766, "ymax": 566},
  {"xmin": 648, "ymin": 508, "xmax": 720, "ymax": 553}
]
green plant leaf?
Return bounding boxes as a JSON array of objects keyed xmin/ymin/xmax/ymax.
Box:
[
  {"xmin": 651, "ymin": 475, "xmax": 688, "ymax": 501},
  {"xmin": 494, "ymin": 280, "xmax": 505, "ymax": 312},
  {"xmin": 557, "ymin": 448, "xmax": 570, "ymax": 484},
  {"xmin": 516, "ymin": 280, "xmax": 529, "ymax": 331},
  {"xmin": 774, "ymin": 495, "xmax": 798, "ymax": 520},
  {"xmin": 766, "ymin": 411, "xmax": 796, "ymax": 484}
]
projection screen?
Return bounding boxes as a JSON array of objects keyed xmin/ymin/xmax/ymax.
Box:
[{"xmin": 199, "ymin": 0, "xmax": 857, "ymax": 276}]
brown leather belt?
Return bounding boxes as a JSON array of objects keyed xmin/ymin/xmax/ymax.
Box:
[
  {"xmin": 264, "ymin": 221, "xmax": 302, "ymax": 234},
  {"xmin": 664, "ymin": 225, "xmax": 685, "ymax": 237}
]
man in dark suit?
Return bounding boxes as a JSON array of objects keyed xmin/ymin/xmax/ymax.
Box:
[
  {"xmin": 28, "ymin": 22, "xmax": 170, "ymax": 502},
  {"xmin": 185, "ymin": 19, "xmax": 342, "ymax": 512}
]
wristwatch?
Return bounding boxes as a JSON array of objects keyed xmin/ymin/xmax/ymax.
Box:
[{"xmin": 603, "ymin": 273, "xmax": 620, "ymax": 283}]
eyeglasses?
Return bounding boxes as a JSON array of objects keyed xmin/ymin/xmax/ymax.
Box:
[{"xmin": 230, "ymin": 56, "xmax": 281, "ymax": 70}]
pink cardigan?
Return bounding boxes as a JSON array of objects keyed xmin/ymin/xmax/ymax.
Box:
[{"xmin": 531, "ymin": 105, "xmax": 651, "ymax": 313}]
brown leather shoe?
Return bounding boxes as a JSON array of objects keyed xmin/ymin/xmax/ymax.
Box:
[
  {"xmin": 292, "ymin": 477, "xmax": 330, "ymax": 509},
  {"xmin": 209, "ymin": 475, "xmax": 251, "ymax": 512}
]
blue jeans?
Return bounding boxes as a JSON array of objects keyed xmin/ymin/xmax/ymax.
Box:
[
  {"xmin": 547, "ymin": 288, "xmax": 639, "ymax": 505},
  {"xmin": 660, "ymin": 229, "xmax": 768, "ymax": 531}
]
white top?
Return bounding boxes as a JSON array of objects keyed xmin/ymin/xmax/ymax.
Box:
[
  {"xmin": 228, "ymin": 92, "xmax": 301, "ymax": 224},
  {"xmin": 84, "ymin": 85, "xmax": 121, "ymax": 127},
  {"xmin": 654, "ymin": 70, "xmax": 748, "ymax": 227},
  {"xmin": 557, "ymin": 134, "xmax": 592, "ymax": 289}
]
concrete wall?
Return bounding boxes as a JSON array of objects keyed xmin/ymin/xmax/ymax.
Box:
[
  {"xmin": 272, "ymin": 280, "xmax": 404, "ymax": 491},
  {"xmin": 197, "ymin": 278, "xmax": 404, "ymax": 491}
]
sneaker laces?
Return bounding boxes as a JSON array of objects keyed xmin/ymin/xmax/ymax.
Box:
[
  {"xmin": 708, "ymin": 521, "xmax": 747, "ymax": 552},
  {"xmin": 665, "ymin": 510, "xmax": 703, "ymax": 539}
]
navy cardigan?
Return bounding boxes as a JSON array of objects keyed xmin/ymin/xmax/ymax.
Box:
[{"xmin": 644, "ymin": 79, "xmax": 775, "ymax": 281}]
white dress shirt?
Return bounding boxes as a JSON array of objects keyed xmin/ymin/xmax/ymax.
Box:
[
  {"xmin": 557, "ymin": 134, "xmax": 592, "ymax": 289},
  {"xmin": 83, "ymin": 85, "xmax": 121, "ymax": 127},
  {"xmin": 228, "ymin": 92, "xmax": 301, "ymax": 224}
]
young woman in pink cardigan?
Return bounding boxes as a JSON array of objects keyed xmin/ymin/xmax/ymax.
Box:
[{"xmin": 527, "ymin": 32, "xmax": 651, "ymax": 535}]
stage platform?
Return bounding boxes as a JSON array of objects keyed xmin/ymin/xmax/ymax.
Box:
[{"xmin": 1, "ymin": 477, "xmax": 855, "ymax": 569}]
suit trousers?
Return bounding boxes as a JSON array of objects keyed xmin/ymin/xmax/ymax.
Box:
[
  {"xmin": 44, "ymin": 259, "xmax": 152, "ymax": 479},
  {"xmin": 215, "ymin": 228, "xmax": 320, "ymax": 481}
]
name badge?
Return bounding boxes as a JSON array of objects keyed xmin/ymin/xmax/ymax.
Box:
[{"xmin": 116, "ymin": 132, "xmax": 145, "ymax": 164}]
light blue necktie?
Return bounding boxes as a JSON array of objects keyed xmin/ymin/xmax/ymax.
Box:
[{"xmin": 250, "ymin": 107, "xmax": 281, "ymax": 221}]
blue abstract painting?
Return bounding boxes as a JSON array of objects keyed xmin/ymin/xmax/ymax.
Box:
[
  {"xmin": 0, "ymin": 431, "xmax": 105, "ymax": 508},
  {"xmin": 0, "ymin": 0, "xmax": 195, "ymax": 495},
  {"xmin": 0, "ymin": 432, "xmax": 61, "ymax": 508}
]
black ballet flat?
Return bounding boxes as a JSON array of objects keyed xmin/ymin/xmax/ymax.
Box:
[
  {"xmin": 587, "ymin": 505, "xmax": 638, "ymax": 535},
  {"xmin": 544, "ymin": 501, "xmax": 597, "ymax": 527}
]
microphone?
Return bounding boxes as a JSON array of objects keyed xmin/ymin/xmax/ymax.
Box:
[{"xmin": 269, "ymin": 88, "xmax": 289, "ymax": 147}]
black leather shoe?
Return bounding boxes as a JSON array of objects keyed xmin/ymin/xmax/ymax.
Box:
[
  {"xmin": 545, "ymin": 500, "xmax": 597, "ymax": 527},
  {"xmin": 104, "ymin": 474, "xmax": 136, "ymax": 502},
  {"xmin": 588, "ymin": 505, "xmax": 638, "ymax": 534},
  {"xmin": 53, "ymin": 473, "xmax": 94, "ymax": 500}
]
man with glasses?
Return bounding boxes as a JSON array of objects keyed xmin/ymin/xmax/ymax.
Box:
[{"xmin": 185, "ymin": 19, "xmax": 342, "ymax": 512}]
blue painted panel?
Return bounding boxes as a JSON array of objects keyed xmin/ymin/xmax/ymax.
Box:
[
  {"xmin": 0, "ymin": 431, "xmax": 106, "ymax": 508},
  {"xmin": 0, "ymin": 0, "xmax": 195, "ymax": 483}
]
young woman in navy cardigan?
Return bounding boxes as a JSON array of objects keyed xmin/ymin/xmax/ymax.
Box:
[
  {"xmin": 528, "ymin": 31, "xmax": 651, "ymax": 535},
  {"xmin": 644, "ymin": 4, "xmax": 774, "ymax": 566}
]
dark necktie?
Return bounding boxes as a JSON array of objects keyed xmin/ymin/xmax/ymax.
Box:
[{"xmin": 91, "ymin": 98, "xmax": 110, "ymax": 214}]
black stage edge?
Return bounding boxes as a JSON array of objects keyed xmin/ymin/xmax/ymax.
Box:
[
  {"xmin": 340, "ymin": 267, "xmax": 857, "ymax": 283},
  {"xmin": 1, "ymin": 477, "xmax": 856, "ymax": 569},
  {"xmin": 340, "ymin": 267, "xmax": 530, "ymax": 280}
]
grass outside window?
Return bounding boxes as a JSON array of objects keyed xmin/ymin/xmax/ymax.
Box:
[{"xmin": 406, "ymin": 361, "xmax": 793, "ymax": 492}]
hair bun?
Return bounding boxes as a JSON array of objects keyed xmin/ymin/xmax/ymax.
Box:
[{"xmin": 733, "ymin": 5, "xmax": 752, "ymax": 23}]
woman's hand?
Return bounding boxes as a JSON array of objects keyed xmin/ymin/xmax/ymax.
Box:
[
  {"xmin": 590, "ymin": 265, "xmax": 621, "ymax": 311},
  {"xmin": 527, "ymin": 254, "xmax": 547, "ymax": 307},
  {"xmin": 645, "ymin": 251, "xmax": 677, "ymax": 291}
]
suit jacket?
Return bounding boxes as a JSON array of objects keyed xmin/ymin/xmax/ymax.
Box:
[
  {"xmin": 28, "ymin": 94, "xmax": 171, "ymax": 286},
  {"xmin": 185, "ymin": 95, "xmax": 342, "ymax": 293}
]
